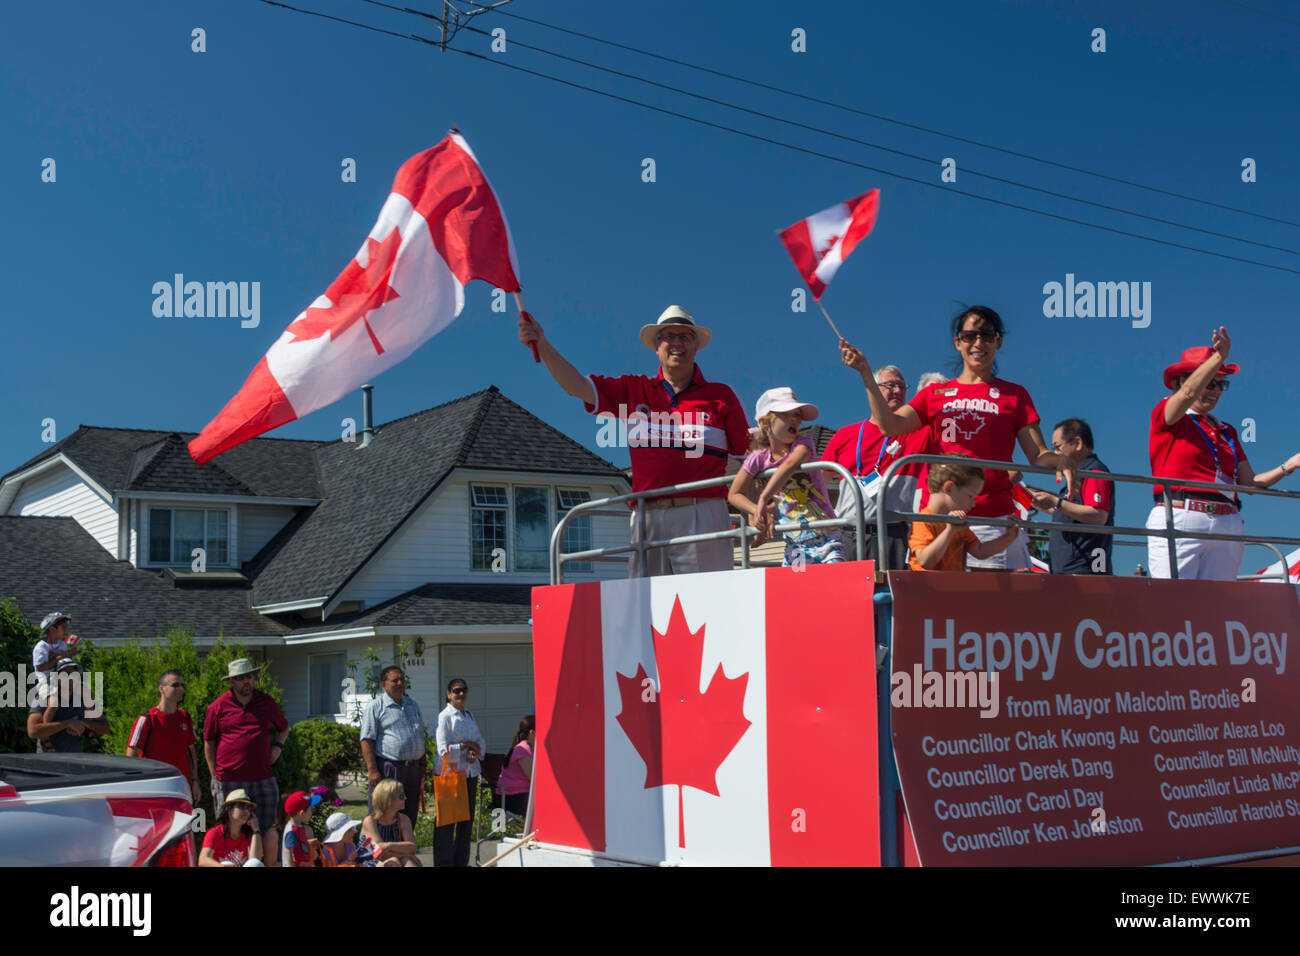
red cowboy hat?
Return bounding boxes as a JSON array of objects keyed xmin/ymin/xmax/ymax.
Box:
[{"xmin": 1162, "ymin": 346, "xmax": 1239, "ymax": 390}]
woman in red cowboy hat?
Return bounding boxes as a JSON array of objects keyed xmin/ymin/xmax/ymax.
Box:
[{"xmin": 1147, "ymin": 327, "xmax": 1300, "ymax": 579}]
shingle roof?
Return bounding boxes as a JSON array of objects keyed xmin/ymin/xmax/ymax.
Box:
[
  {"xmin": 2, "ymin": 426, "xmax": 323, "ymax": 499},
  {"xmin": 250, "ymin": 387, "xmax": 625, "ymax": 609},
  {"xmin": 289, "ymin": 583, "xmax": 532, "ymax": 636},
  {"xmin": 0, "ymin": 516, "xmax": 285, "ymax": 641}
]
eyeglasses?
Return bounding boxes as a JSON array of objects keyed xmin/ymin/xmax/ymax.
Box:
[
  {"xmin": 956, "ymin": 330, "xmax": 999, "ymax": 343},
  {"xmin": 657, "ymin": 332, "xmax": 695, "ymax": 344},
  {"xmin": 451, "ymin": 687, "xmax": 468, "ymax": 695},
  {"xmin": 877, "ymin": 381, "xmax": 907, "ymax": 392},
  {"xmin": 1205, "ymin": 379, "xmax": 1231, "ymax": 392},
  {"xmin": 231, "ymin": 674, "xmax": 255, "ymax": 682},
  {"xmin": 165, "ymin": 682, "xmax": 185, "ymax": 688}
]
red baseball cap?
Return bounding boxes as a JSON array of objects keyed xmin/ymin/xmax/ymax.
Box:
[{"xmin": 284, "ymin": 791, "xmax": 323, "ymax": 815}]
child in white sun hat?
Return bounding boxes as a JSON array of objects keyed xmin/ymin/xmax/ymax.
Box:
[{"xmin": 728, "ymin": 387, "xmax": 844, "ymax": 566}]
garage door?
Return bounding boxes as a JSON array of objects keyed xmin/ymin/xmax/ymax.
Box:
[{"xmin": 439, "ymin": 643, "xmax": 534, "ymax": 755}]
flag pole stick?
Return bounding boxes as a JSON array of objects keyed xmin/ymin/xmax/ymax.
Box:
[
  {"xmin": 514, "ymin": 291, "xmax": 541, "ymax": 363},
  {"xmin": 816, "ymin": 298, "xmax": 843, "ymax": 339}
]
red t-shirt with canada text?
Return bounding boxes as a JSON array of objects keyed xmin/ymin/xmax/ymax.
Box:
[
  {"xmin": 1148, "ymin": 398, "xmax": 1249, "ymax": 501},
  {"xmin": 907, "ymin": 378, "xmax": 1039, "ymax": 517},
  {"xmin": 128, "ymin": 707, "xmax": 198, "ymax": 782},
  {"xmin": 586, "ymin": 365, "xmax": 750, "ymax": 499}
]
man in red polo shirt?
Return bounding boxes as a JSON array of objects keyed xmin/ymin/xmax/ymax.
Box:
[
  {"xmin": 520, "ymin": 305, "xmax": 750, "ymax": 576},
  {"xmin": 127, "ymin": 669, "xmax": 201, "ymax": 803},
  {"xmin": 203, "ymin": 658, "xmax": 289, "ymax": 865}
]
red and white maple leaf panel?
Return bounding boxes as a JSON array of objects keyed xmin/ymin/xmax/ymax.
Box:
[
  {"xmin": 531, "ymin": 562, "xmax": 879, "ymax": 866},
  {"xmin": 189, "ymin": 132, "xmax": 520, "ymax": 465}
]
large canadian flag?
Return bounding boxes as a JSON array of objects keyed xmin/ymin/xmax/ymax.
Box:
[
  {"xmin": 531, "ymin": 563, "xmax": 878, "ymax": 866},
  {"xmin": 778, "ymin": 189, "xmax": 880, "ymax": 299},
  {"xmin": 189, "ymin": 132, "xmax": 520, "ymax": 465}
]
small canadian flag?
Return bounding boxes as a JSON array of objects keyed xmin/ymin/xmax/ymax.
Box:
[
  {"xmin": 778, "ymin": 189, "xmax": 880, "ymax": 299},
  {"xmin": 531, "ymin": 563, "xmax": 878, "ymax": 866}
]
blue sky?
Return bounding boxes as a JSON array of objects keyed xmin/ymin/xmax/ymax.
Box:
[{"xmin": 3, "ymin": 0, "xmax": 1298, "ymax": 573}]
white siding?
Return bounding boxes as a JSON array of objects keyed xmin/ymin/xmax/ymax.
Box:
[
  {"xmin": 238, "ymin": 504, "xmax": 299, "ymax": 562},
  {"xmin": 337, "ymin": 473, "xmax": 630, "ymax": 608},
  {"xmin": 9, "ymin": 464, "xmax": 118, "ymax": 557},
  {"xmin": 273, "ymin": 633, "xmax": 532, "ymax": 748}
]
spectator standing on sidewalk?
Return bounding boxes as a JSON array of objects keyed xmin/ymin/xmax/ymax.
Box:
[
  {"xmin": 359, "ymin": 665, "xmax": 428, "ymax": 831},
  {"xmin": 126, "ymin": 669, "xmax": 202, "ymax": 803},
  {"xmin": 203, "ymin": 658, "xmax": 288, "ymax": 865}
]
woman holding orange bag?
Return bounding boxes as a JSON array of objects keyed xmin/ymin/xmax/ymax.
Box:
[{"xmin": 434, "ymin": 678, "xmax": 487, "ymax": 867}]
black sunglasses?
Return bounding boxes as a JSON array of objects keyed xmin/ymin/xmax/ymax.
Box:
[
  {"xmin": 450, "ymin": 686, "xmax": 468, "ymax": 695},
  {"xmin": 956, "ymin": 330, "xmax": 999, "ymax": 343},
  {"xmin": 1205, "ymin": 379, "xmax": 1231, "ymax": 392}
]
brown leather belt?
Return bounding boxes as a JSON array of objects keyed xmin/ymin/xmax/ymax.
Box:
[{"xmin": 643, "ymin": 495, "xmax": 709, "ymax": 510}]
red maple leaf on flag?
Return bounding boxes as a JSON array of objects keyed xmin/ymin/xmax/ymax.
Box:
[
  {"xmin": 615, "ymin": 595, "xmax": 751, "ymax": 848},
  {"xmin": 817, "ymin": 233, "xmax": 841, "ymax": 259},
  {"xmin": 286, "ymin": 227, "xmax": 403, "ymax": 354}
]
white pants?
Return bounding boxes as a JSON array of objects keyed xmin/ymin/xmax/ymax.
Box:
[
  {"xmin": 629, "ymin": 498, "xmax": 733, "ymax": 577},
  {"xmin": 966, "ymin": 518, "xmax": 1032, "ymax": 570},
  {"xmin": 1145, "ymin": 505, "xmax": 1244, "ymax": 581}
]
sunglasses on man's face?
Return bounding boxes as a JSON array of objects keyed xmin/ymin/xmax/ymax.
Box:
[
  {"xmin": 1205, "ymin": 379, "xmax": 1231, "ymax": 392},
  {"xmin": 451, "ymin": 687, "xmax": 468, "ymax": 695},
  {"xmin": 956, "ymin": 330, "xmax": 999, "ymax": 343}
]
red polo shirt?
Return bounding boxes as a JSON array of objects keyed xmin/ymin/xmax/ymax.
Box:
[
  {"xmin": 586, "ymin": 365, "xmax": 750, "ymax": 499},
  {"xmin": 203, "ymin": 689, "xmax": 288, "ymax": 781}
]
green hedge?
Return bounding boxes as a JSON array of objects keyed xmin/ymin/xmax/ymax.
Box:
[{"xmin": 0, "ymin": 599, "xmax": 37, "ymax": 753}]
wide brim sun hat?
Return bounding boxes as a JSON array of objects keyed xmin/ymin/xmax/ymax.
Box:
[
  {"xmin": 1162, "ymin": 346, "xmax": 1239, "ymax": 390},
  {"xmin": 638, "ymin": 305, "xmax": 712, "ymax": 351}
]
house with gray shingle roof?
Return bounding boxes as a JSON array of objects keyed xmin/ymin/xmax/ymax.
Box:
[{"xmin": 0, "ymin": 387, "xmax": 630, "ymax": 749}]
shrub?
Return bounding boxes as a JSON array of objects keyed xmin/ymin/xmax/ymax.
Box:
[
  {"xmin": 295, "ymin": 719, "xmax": 363, "ymax": 789},
  {"xmin": 0, "ymin": 599, "xmax": 37, "ymax": 753}
]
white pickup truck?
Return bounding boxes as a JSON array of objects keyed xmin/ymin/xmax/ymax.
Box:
[{"xmin": 0, "ymin": 753, "xmax": 196, "ymax": 866}]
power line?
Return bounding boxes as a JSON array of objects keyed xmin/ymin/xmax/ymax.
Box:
[
  {"xmin": 255, "ymin": 0, "xmax": 1300, "ymax": 275},
  {"xmin": 436, "ymin": 19, "xmax": 1296, "ymax": 258},
  {"xmin": 465, "ymin": 0, "xmax": 1300, "ymax": 230}
]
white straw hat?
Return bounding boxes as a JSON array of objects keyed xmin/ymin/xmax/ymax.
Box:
[{"xmin": 638, "ymin": 305, "xmax": 712, "ymax": 351}]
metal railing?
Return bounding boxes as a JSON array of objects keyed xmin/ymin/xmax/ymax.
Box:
[
  {"xmin": 548, "ymin": 453, "xmax": 1300, "ymax": 584},
  {"xmin": 875, "ymin": 454, "xmax": 1299, "ymax": 580},
  {"xmin": 549, "ymin": 461, "xmax": 866, "ymax": 585}
]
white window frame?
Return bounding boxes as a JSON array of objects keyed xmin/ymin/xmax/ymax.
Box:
[
  {"xmin": 144, "ymin": 506, "xmax": 234, "ymax": 567},
  {"xmin": 468, "ymin": 481, "xmax": 599, "ymax": 575},
  {"xmin": 557, "ymin": 488, "xmax": 593, "ymax": 573}
]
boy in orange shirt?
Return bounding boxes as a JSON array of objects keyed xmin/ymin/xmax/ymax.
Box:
[{"xmin": 909, "ymin": 459, "xmax": 1020, "ymax": 570}]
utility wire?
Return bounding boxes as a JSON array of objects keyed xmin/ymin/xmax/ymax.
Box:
[
  {"xmin": 255, "ymin": 0, "xmax": 1300, "ymax": 276},
  {"xmin": 464, "ymin": 0, "xmax": 1300, "ymax": 230},
  {"xmin": 435, "ymin": 19, "xmax": 1295, "ymax": 257}
]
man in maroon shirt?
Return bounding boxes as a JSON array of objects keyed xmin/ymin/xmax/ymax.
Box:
[
  {"xmin": 519, "ymin": 305, "xmax": 750, "ymax": 577},
  {"xmin": 203, "ymin": 658, "xmax": 288, "ymax": 865}
]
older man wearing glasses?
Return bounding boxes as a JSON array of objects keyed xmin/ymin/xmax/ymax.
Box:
[
  {"xmin": 823, "ymin": 364, "xmax": 931, "ymax": 570},
  {"xmin": 203, "ymin": 658, "xmax": 289, "ymax": 865},
  {"xmin": 520, "ymin": 305, "xmax": 751, "ymax": 577}
]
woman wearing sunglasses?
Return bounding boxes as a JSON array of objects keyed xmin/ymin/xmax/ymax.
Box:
[
  {"xmin": 841, "ymin": 305, "xmax": 1077, "ymax": 570},
  {"xmin": 1148, "ymin": 328, "xmax": 1300, "ymax": 579},
  {"xmin": 434, "ymin": 678, "xmax": 487, "ymax": 867}
]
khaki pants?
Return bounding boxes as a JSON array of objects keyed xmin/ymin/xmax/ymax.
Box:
[{"xmin": 629, "ymin": 498, "xmax": 732, "ymax": 577}]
